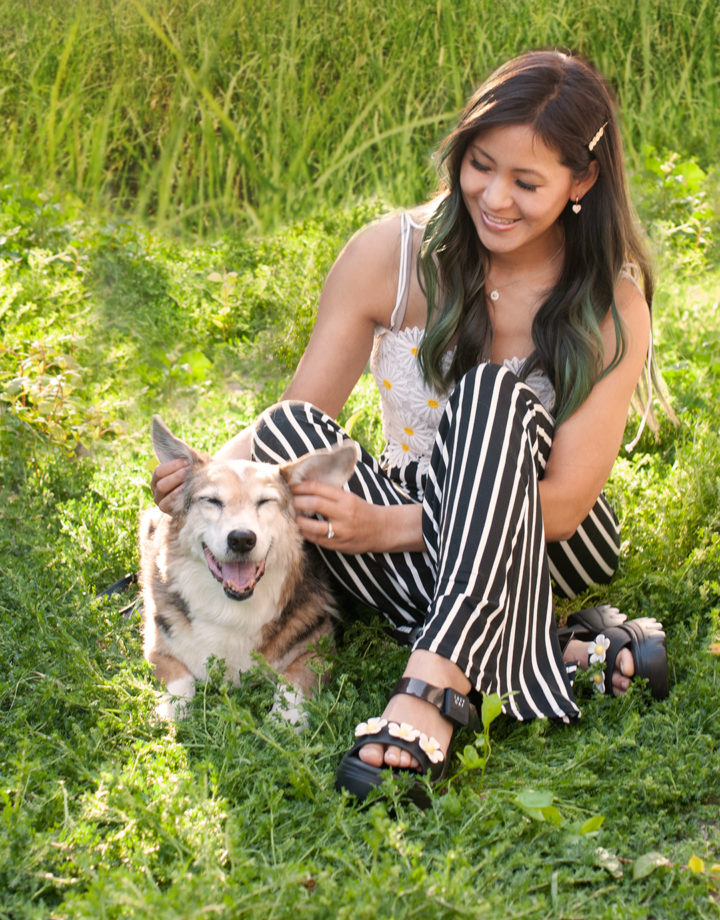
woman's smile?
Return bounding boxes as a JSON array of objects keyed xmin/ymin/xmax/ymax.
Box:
[{"xmin": 480, "ymin": 210, "xmax": 521, "ymax": 230}]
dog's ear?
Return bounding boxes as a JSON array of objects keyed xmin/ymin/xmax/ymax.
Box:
[
  {"xmin": 279, "ymin": 442, "xmax": 360, "ymax": 488},
  {"xmin": 150, "ymin": 415, "xmax": 208, "ymax": 467}
]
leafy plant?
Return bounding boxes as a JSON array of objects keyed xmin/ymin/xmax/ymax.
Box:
[
  {"xmin": 453, "ymin": 692, "xmax": 504, "ymax": 786},
  {"xmin": 635, "ymin": 149, "xmax": 719, "ymax": 270}
]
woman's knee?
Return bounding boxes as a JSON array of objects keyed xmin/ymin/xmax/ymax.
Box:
[
  {"xmin": 256, "ymin": 399, "xmax": 317, "ymax": 434},
  {"xmin": 443, "ymin": 363, "xmax": 551, "ymax": 438},
  {"xmin": 455, "ymin": 361, "xmax": 505, "ymax": 392},
  {"xmin": 252, "ymin": 399, "xmax": 343, "ymax": 462},
  {"xmin": 448, "ymin": 363, "xmax": 526, "ymax": 418}
]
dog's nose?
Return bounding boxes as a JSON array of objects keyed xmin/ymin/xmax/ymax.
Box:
[{"xmin": 227, "ymin": 529, "xmax": 257, "ymax": 554}]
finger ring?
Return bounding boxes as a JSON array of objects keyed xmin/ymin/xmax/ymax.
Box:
[{"xmin": 326, "ymin": 521, "xmax": 335, "ymax": 539}]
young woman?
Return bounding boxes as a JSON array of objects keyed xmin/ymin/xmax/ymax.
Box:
[{"xmin": 151, "ymin": 50, "xmax": 670, "ymax": 803}]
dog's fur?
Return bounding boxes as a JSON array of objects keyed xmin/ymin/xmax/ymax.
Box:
[{"xmin": 139, "ymin": 415, "xmax": 358, "ymax": 721}]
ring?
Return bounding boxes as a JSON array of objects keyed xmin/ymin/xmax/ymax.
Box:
[{"xmin": 326, "ymin": 521, "xmax": 335, "ymax": 539}]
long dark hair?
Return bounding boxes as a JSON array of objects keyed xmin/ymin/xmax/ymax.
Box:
[{"xmin": 417, "ymin": 50, "xmax": 653, "ymax": 424}]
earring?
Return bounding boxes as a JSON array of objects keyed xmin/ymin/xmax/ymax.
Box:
[{"xmin": 572, "ymin": 196, "xmax": 582, "ymax": 214}]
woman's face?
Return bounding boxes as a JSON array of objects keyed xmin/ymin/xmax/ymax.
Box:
[{"xmin": 459, "ymin": 123, "xmax": 593, "ymax": 260}]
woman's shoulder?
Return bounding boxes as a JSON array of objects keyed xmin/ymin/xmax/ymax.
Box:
[
  {"xmin": 613, "ymin": 264, "xmax": 650, "ymax": 322},
  {"xmin": 603, "ymin": 264, "xmax": 651, "ymax": 358},
  {"xmin": 343, "ymin": 212, "xmax": 404, "ymax": 258},
  {"xmin": 341, "ymin": 199, "xmax": 437, "ymax": 257}
]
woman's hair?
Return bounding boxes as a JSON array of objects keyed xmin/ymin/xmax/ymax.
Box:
[{"xmin": 417, "ymin": 50, "xmax": 653, "ymax": 424}]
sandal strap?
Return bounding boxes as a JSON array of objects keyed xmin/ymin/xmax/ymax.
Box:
[
  {"xmin": 344, "ymin": 722, "xmax": 448, "ymax": 791},
  {"xmin": 391, "ymin": 677, "xmax": 480, "ymax": 729}
]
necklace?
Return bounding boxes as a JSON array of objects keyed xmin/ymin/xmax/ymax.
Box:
[{"xmin": 487, "ymin": 245, "xmax": 564, "ymax": 302}]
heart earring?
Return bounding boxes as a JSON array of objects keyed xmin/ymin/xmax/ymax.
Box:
[{"xmin": 572, "ymin": 196, "xmax": 582, "ymax": 214}]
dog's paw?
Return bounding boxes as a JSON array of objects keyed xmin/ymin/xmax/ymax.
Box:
[
  {"xmin": 153, "ymin": 694, "xmax": 190, "ymax": 722},
  {"xmin": 270, "ymin": 686, "xmax": 308, "ymax": 731},
  {"xmin": 152, "ymin": 675, "xmax": 196, "ymax": 722}
]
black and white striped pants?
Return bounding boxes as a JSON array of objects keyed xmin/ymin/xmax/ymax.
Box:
[{"xmin": 252, "ymin": 363, "xmax": 620, "ymax": 722}]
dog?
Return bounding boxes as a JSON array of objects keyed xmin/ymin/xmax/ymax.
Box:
[{"xmin": 139, "ymin": 415, "xmax": 358, "ymax": 722}]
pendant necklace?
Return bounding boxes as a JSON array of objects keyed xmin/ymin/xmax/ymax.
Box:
[{"xmin": 487, "ymin": 244, "xmax": 564, "ymax": 302}]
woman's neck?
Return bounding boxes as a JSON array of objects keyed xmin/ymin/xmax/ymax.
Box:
[{"xmin": 487, "ymin": 225, "xmax": 565, "ymax": 278}]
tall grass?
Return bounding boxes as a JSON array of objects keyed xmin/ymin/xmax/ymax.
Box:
[{"xmin": 1, "ymin": 0, "xmax": 718, "ymax": 232}]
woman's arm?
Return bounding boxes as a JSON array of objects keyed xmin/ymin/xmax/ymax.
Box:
[
  {"xmin": 539, "ymin": 277, "xmax": 652, "ymax": 541},
  {"xmin": 280, "ymin": 217, "xmax": 399, "ymax": 413},
  {"xmin": 212, "ymin": 215, "xmax": 401, "ymax": 458},
  {"xmin": 278, "ymin": 215, "xmax": 429, "ymax": 553}
]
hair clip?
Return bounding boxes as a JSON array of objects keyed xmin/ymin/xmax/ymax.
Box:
[{"xmin": 588, "ymin": 121, "xmax": 608, "ymax": 152}]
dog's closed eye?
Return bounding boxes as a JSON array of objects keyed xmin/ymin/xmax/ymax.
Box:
[{"xmin": 199, "ymin": 495, "xmax": 224, "ymax": 509}]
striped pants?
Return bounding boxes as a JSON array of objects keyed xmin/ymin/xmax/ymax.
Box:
[{"xmin": 252, "ymin": 363, "xmax": 620, "ymax": 722}]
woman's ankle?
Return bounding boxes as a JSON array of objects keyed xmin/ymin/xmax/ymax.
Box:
[{"xmin": 402, "ymin": 649, "xmax": 472, "ymax": 695}]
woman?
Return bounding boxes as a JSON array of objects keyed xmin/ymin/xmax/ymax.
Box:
[{"xmin": 152, "ymin": 50, "xmax": 670, "ymax": 803}]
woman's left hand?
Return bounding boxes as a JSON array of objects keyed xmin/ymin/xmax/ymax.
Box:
[
  {"xmin": 290, "ymin": 481, "xmax": 425, "ymax": 555},
  {"xmin": 290, "ymin": 481, "xmax": 382, "ymax": 554}
]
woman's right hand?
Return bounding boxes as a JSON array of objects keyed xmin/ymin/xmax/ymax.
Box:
[{"xmin": 150, "ymin": 458, "xmax": 189, "ymax": 514}]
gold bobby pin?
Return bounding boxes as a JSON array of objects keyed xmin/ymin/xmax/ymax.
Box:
[{"xmin": 588, "ymin": 121, "xmax": 608, "ymax": 152}]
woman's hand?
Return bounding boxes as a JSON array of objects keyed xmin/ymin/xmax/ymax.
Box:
[
  {"xmin": 150, "ymin": 458, "xmax": 188, "ymax": 514},
  {"xmin": 290, "ymin": 481, "xmax": 426, "ymax": 555}
]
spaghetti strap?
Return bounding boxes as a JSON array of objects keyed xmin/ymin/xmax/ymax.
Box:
[{"xmin": 389, "ymin": 213, "xmax": 422, "ymax": 333}]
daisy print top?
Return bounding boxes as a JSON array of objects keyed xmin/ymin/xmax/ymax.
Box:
[{"xmin": 370, "ymin": 324, "xmax": 452, "ymax": 473}]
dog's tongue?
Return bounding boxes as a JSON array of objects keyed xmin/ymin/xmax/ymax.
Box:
[
  {"xmin": 203, "ymin": 545, "xmax": 266, "ymax": 596},
  {"xmin": 220, "ymin": 560, "xmax": 259, "ymax": 591}
]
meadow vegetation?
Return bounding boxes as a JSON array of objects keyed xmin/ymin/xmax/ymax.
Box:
[
  {"xmin": 1, "ymin": 1, "xmax": 720, "ymax": 917},
  {"xmin": 2, "ymin": 0, "xmax": 719, "ymax": 232}
]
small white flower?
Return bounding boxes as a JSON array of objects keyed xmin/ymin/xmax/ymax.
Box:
[
  {"xmin": 387, "ymin": 721, "xmax": 420, "ymax": 742},
  {"xmin": 418, "ymin": 733, "xmax": 445, "ymax": 764},
  {"xmin": 592, "ymin": 669, "xmax": 606, "ymax": 693},
  {"xmin": 354, "ymin": 717, "xmax": 387, "ymax": 738},
  {"xmin": 588, "ymin": 633, "xmax": 611, "ymax": 665}
]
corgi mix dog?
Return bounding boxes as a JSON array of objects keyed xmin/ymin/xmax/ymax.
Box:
[{"xmin": 139, "ymin": 415, "xmax": 358, "ymax": 722}]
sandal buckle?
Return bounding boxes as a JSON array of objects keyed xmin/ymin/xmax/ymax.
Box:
[{"xmin": 441, "ymin": 688, "xmax": 470, "ymax": 727}]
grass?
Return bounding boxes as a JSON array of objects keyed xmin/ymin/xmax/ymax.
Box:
[
  {"xmin": 1, "ymin": 1, "xmax": 720, "ymax": 916},
  {"xmin": 1, "ymin": 165, "xmax": 720, "ymax": 917},
  {"xmin": 1, "ymin": 0, "xmax": 719, "ymax": 232}
]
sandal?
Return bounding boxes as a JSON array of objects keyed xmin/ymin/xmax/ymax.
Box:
[
  {"xmin": 335, "ymin": 676, "xmax": 480, "ymax": 807},
  {"xmin": 557, "ymin": 604, "xmax": 668, "ymax": 699}
]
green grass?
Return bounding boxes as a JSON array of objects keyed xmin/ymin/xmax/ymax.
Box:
[
  {"xmin": 1, "ymin": 0, "xmax": 719, "ymax": 232},
  {"xmin": 1, "ymin": 165, "xmax": 720, "ymax": 917},
  {"xmin": 1, "ymin": 1, "xmax": 720, "ymax": 916}
]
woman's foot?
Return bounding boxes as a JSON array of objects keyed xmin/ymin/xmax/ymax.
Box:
[
  {"xmin": 355, "ymin": 611, "xmax": 641, "ymax": 774},
  {"xmin": 563, "ymin": 637, "xmax": 635, "ymax": 694},
  {"xmin": 558, "ymin": 605, "xmax": 668, "ymax": 700},
  {"xmin": 357, "ymin": 649, "xmax": 471, "ymax": 771}
]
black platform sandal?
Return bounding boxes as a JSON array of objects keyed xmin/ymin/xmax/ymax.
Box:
[
  {"xmin": 557, "ymin": 605, "xmax": 668, "ymax": 700},
  {"xmin": 335, "ymin": 676, "xmax": 481, "ymax": 807}
]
